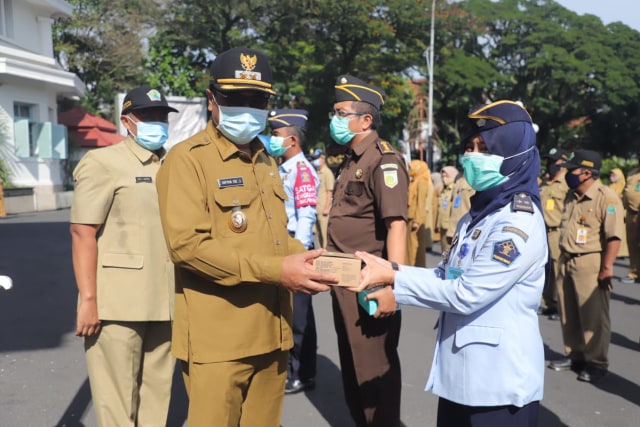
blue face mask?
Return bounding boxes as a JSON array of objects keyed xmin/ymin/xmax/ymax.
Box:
[
  {"xmin": 330, "ymin": 116, "xmax": 358, "ymax": 145},
  {"xmin": 565, "ymin": 171, "xmax": 585, "ymax": 189},
  {"xmin": 216, "ymin": 105, "xmax": 268, "ymax": 145},
  {"xmin": 258, "ymin": 134, "xmax": 292, "ymax": 157},
  {"xmin": 459, "ymin": 152, "xmax": 508, "ymax": 191},
  {"xmin": 127, "ymin": 117, "xmax": 168, "ymax": 151}
]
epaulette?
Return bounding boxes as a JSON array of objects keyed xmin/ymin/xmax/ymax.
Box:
[
  {"xmin": 511, "ymin": 193, "xmax": 534, "ymax": 213},
  {"xmin": 376, "ymin": 139, "xmax": 395, "ymax": 155}
]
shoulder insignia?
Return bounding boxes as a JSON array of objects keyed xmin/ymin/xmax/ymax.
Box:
[
  {"xmin": 492, "ymin": 239, "xmax": 520, "ymax": 266},
  {"xmin": 377, "ymin": 139, "xmax": 395, "ymax": 154},
  {"xmin": 502, "ymin": 226, "xmax": 529, "ymax": 242},
  {"xmin": 380, "ymin": 163, "xmax": 398, "ymax": 170},
  {"xmin": 512, "ymin": 193, "xmax": 534, "ymax": 213},
  {"xmin": 471, "ymin": 229, "xmax": 482, "ymax": 240},
  {"xmin": 606, "ymin": 204, "xmax": 617, "ymax": 214}
]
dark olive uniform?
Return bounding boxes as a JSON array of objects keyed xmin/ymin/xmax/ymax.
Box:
[
  {"xmin": 539, "ymin": 173, "xmax": 569, "ymax": 312},
  {"xmin": 557, "ymin": 180, "xmax": 624, "ymax": 370},
  {"xmin": 327, "ymin": 132, "xmax": 408, "ymax": 427}
]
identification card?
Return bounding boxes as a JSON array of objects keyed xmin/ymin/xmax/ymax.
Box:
[
  {"xmin": 446, "ymin": 266, "xmax": 464, "ymax": 279},
  {"xmin": 576, "ymin": 227, "xmax": 587, "ymax": 244},
  {"xmin": 545, "ymin": 199, "xmax": 555, "ymax": 211},
  {"xmin": 453, "ymin": 196, "xmax": 461, "ymax": 208}
]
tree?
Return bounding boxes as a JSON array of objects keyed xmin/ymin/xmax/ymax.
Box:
[{"xmin": 54, "ymin": 0, "xmax": 164, "ymax": 115}]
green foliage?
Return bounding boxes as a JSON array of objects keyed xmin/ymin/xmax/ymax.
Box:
[
  {"xmin": 601, "ymin": 156, "xmax": 640, "ymax": 183},
  {"xmin": 54, "ymin": 0, "xmax": 640, "ymax": 167},
  {"xmin": 0, "ymin": 156, "xmax": 11, "ymax": 186}
]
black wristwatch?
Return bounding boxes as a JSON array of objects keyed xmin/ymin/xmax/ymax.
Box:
[{"xmin": 391, "ymin": 261, "xmax": 399, "ymax": 271}]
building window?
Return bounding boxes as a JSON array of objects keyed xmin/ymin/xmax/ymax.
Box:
[
  {"xmin": 14, "ymin": 102, "xmax": 37, "ymax": 157},
  {"xmin": 0, "ymin": 0, "xmax": 13, "ymax": 38}
]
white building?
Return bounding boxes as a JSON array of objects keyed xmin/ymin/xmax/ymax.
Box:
[{"xmin": 0, "ymin": 0, "xmax": 84, "ymax": 212}]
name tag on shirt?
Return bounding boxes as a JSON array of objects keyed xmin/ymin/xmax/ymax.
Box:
[
  {"xmin": 576, "ymin": 227, "xmax": 587, "ymax": 244},
  {"xmin": 453, "ymin": 196, "xmax": 461, "ymax": 208},
  {"xmin": 218, "ymin": 177, "xmax": 244, "ymax": 188},
  {"xmin": 136, "ymin": 176, "xmax": 152, "ymax": 183}
]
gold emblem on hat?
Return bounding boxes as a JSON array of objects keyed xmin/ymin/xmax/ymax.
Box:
[
  {"xmin": 340, "ymin": 77, "xmax": 348, "ymax": 84},
  {"xmin": 476, "ymin": 119, "xmax": 486, "ymax": 127},
  {"xmin": 355, "ymin": 169, "xmax": 363, "ymax": 179},
  {"xmin": 229, "ymin": 207, "xmax": 247, "ymax": 233},
  {"xmin": 240, "ymin": 53, "xmax": 257, "ymax": 71}
]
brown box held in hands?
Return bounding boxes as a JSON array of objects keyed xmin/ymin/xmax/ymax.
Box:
[{"xmin": 313, "ymin": 252, "xmax": 362, "ymax": 287}]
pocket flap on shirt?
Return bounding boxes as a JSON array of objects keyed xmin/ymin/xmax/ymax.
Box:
[
  {"xmin": 213, "ymin": 188, "xmax": 255, "ymax": 208},
  {"xmin": 102, "ymin": 253, "xmax": 144, "ymax": 269},
  {"xmin": 455, "ymin": 325, "xmax": 502, "ymax": 348}
]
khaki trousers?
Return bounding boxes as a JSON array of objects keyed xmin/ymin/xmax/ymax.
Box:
[
  {"xmin": 556, "ymin": 253, "xmax": 611, "ymax": 369},
  {"xmin": 85, "ymin": 321, "xmax": 173, "ymax": 427},
  {"xmin": 182, "ymin": 350, "xmax": 287, "ymax": 427},
  {"xmin": 407, "ymin": 224, "xmax": 427, "ymax": 267},
  {"xmin": 316, "ymin": 213, "xmax": 330, "ymax": 249},
  {"xmin": 627, "ymin": 211, "xmax": 639, "ymax": 279}
]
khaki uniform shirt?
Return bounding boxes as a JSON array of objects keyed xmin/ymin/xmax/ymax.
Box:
[
  {"xmin": 436, "ymin": 183, "xmax": 454, "ymax": 229},
  {"xmin": 316, "ymin": 165, "xmax": 335, "ymax": 215},
  {"xmin": 70, "ymin": 137, "xmax": 174, "ymax": 321},
  {"xmin": 327, "ymin": 132, "xmax": 408, "ymax": 256},
  {"xmin": 156, "ymin": 121, "xmax": 303, "ymax": 363},
  {"xmin": 446, "ymin": 177, "xmax": 474, "ymax": 239},
  {"xmin": 623, "ymin": 170, "xmax": 640, "ymax": 214},
  {"xmin": 540, "ymin": 174, "xmax": 569, "ymax": 229},
  {"xmin": 559, "ymin": 180, "xmax": 624, "ymax": 254}
]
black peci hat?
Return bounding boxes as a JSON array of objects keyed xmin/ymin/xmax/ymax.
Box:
[
  {"xmin": 334, "ymin": 75, "xmax": 385, "ymax": 110},
  {"xmin": 210, "ymin": 47, "xmax": 276, "ymax": 95},
  {"xmin": 121, "ymin": 86, "xmax": 178, "ymax": 115},
  {"xmin": 543, "ymin": 148, "xmax": 569, "ymax": 162}
]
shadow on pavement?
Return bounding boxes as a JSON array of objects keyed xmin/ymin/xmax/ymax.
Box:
[
  {"xmin": 55, "ymin": 377, "xmax": 91, "ymax": 427},
  {"xmin": 610, "ymin": 292, "xmax": 640, "ymax": 306},
  {"xmin": 302, "ymin": 354, "xmax": 351, "ymax": 426},
  {"xmin": 538, "ymin": 404, "xmax": 569, "ymax": 427},
  {"xmin": 590, "ymin": 370, "xmax": 640, "ymax": 408},
  {"xmin": 0, "ymin": 221, "xmax": 76, "ymax": 352}
]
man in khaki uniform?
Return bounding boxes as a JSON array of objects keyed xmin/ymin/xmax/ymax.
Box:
[
  {"xmin": 445, "ymin": 174, "xmax": 474, "ymax": 245},
  {"xmin": 435, "ymin": 166, "xmax": 458, "ymax": 253},
  {"xmin": 70, "ymin": 86, "xmax": 178, "ymax": 427},
  {"xmin": 155, "ymin": 47, "xmax": 334, "ymax": 427},
  {"xmin": 548, "ymin": 150, "xmax": 624, "ymax": 383},
  {"xmin": 622, "ymin": 168, "xmax": 640, "ymax": 283},
  {"xmin": 538, "ymin": 148, "xmax": 569, "ymax": 320},
  {"xmin": 311, "ymin": 149, "xmax": 335, "ymax": 249}
]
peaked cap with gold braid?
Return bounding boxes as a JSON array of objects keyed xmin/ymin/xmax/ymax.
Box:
[
  {"xmin": 210, "ymin": 47, "xmax": 276, "ymax": 95},
  {"xmin": 334, "ymin": 75, "xmax": 385, "ymax": 110},
  {"xmin": 267, "ymin": 109, "xmax": 309, "ymax": 130},
  {"xmin": 463, "ymin": 100, "xmax": 532, "ymax": 140}
]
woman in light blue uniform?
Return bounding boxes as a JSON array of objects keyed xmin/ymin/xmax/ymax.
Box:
[{"xmin": 351, "ymin": 100, "xmax": 547, "ymax": 427}]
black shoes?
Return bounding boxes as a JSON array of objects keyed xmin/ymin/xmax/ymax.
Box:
[
  {"xmin": 285, "ymin": 378, "xmax": 315, "ymax": 394},
  {"xmin": 538, "ymin": 307, "xmax": 559, "ymax": 320},
  {"xmin": 548, "ymin": 358, "xmax": 585, "ymax": 372},
  {"xmin": 548, "ymin": 358, "xmax": 608, "ymax": 382},
  {"xmin": 577, "ymin": 366, "xmax": 608, "ymax": 383}
]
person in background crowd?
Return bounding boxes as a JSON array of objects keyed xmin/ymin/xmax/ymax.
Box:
[
  {"xmin": 352, "ymin": 100, "xmax": 547, "ymax": 426},
  {"xmin": 622, "ymin": 167, "xmax": 640, "ymax": 283},
  {"xmin": 155, "ymin": 47, "xmax": 335, "ymax": 427},
  {"xmin": 265, "ymin": 109, "xmax": 320, "ymax": 394},
  {"xmin": 538, "ymin": 147, "xmax": 569, "ymax": 321},
  {"xmin": 608, "ymin": 168, "xmax": 629, "ymax": 258},
  {"xmin": 407, "ymin": 159, "xmax": 433, "ymax": 266},
  {"xmin": 548, "ymin": 150, "xmax": 624, "ymax": 383},
  {"xmin": 435, "ymin": 166, "xmax": 458, "ymax": 253},
  {"xmin": 326, "ymin": 74, "xmax": 408, "ymax": 427},
  {"xmin": 311, "ymin": 148, "xmax": 335, "ymax": 249},
  {"xmin": 70, "ymin": 86, "xmax": 178, "ymax": 427},
  {"xmin": 445, "ymin": 173, "xmax": 474, "ymax": 252}
]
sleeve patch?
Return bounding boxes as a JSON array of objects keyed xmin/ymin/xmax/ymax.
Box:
[
  {"xmin": 606, "ymin": 205, "xmax": 616, "ymax": 214},
  {"xmin": 492, "ymin": 239, "xmax": 520, "ymax": 266},
  {"xmin": 502, "ymin": 226, "xmax": 529, "ymax": 242},
  {"xmin": 380, "ymin": 163, "xmax": 398, "ymax": 170},
  {"xmin": 383, "ymin": 170, "xmax": 398, "ymax": 188}
]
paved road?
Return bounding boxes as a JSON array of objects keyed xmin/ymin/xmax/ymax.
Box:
[{"xmin": 0, "ymin": 209, "xmax": 638, "ymax": 427}]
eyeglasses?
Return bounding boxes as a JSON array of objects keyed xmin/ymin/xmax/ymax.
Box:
[
  {"xmin": 329, "ymin": 109, "xmax": 365, "ymax": 119},
  {"xmin": 213, "ymin": 90, "xmax": 271, "ymax": 109}
]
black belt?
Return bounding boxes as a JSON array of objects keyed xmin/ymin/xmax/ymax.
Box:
[
  {"xmin": 563, "ymin": 252, "xmax": 598, "ymax": 259},
  {"xmin": 547, "ymin": 226, "xmax": 559, "ymax": 232}
]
